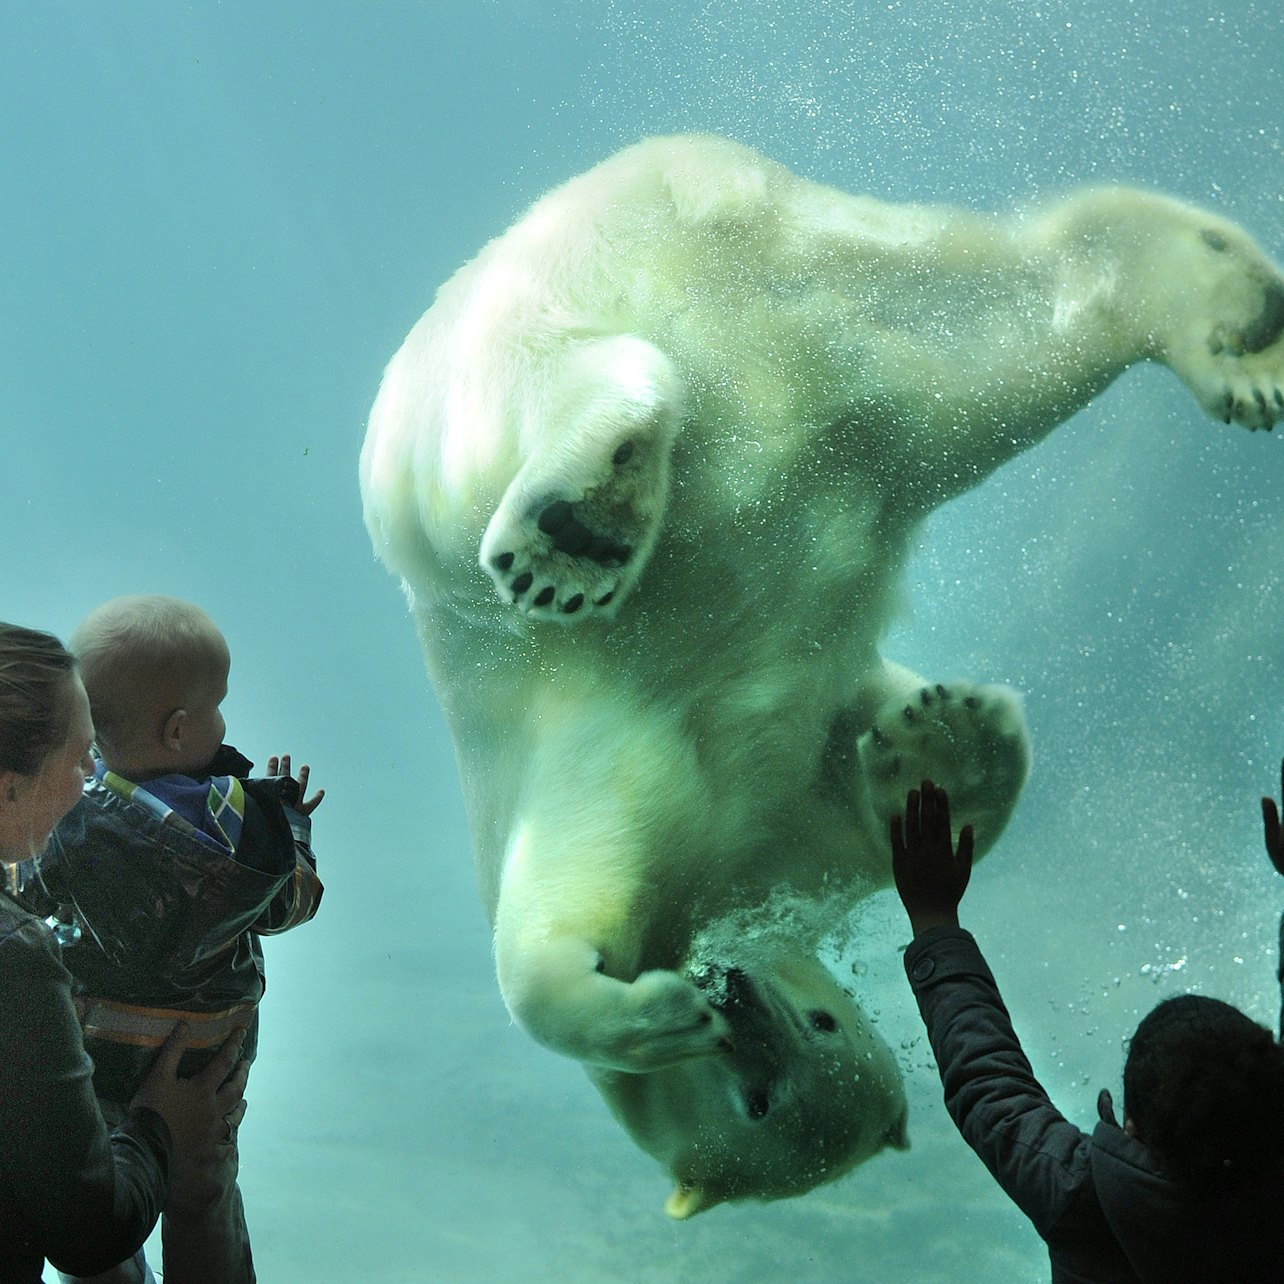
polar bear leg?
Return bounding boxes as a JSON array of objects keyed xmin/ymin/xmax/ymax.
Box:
[
  {"xmin": 1035, "ymin": 188, "xmax": 1284, "ymax": 433},
  {"xmin": 497, "ymin": 933, "xmax": 731, "ymax": 1072},
  {"xmin": 850, "ymin": 681, "xmax": 1030, "ymax": 861},
  {"xmin": 480, "ymin": 336, "xmax": 684, "ymax": 621}
]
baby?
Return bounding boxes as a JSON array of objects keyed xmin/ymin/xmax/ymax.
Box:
[{"xmin": 17, "ymin": 594, "xmax": 323, "ymax": 1284}]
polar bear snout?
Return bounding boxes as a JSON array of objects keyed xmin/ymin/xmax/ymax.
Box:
[
  {"xmin": 693, "ymin": 965, "xmax": 790, "ymax": 1081},
  {"xmin": 594, "ymin": 956, "xmax": 910, "ymax": 1211}
]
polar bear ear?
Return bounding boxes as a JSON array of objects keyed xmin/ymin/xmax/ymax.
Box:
[{"xmin": 664, "ymin": 1183, "xmax": 721, "ymax": 1220}]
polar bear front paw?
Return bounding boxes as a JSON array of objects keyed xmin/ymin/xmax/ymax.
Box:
[
  {"xmin": 1170, "ymin": 233, "xmax": 1284, "ymax": 432},
  {"xmin": 858, "ymin": 682, "xmax": 1030, "ymax": 854},
  {"xmin": 1203, "ymin": 292, "xmax": 1284, "ymax": 431},
  {"xmin": 607, "ymin": 969, "xmax": 732, "ymax": 1071},
  {"xmin": 479, "ymin": 335, "xmax": 682, "ymax": 623},
  {"xmin": 481, "ymin": 450, "xmax": 651, "ymax": 621}
]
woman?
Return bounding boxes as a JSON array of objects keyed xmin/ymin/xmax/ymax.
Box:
[{"xmin": 0, "ymin": 622, "xmax": 248, "ymax": 1283}]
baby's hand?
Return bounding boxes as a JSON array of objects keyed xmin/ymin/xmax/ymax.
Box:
[{"xmin": 266, "ymin": 753, "xmax": 325, "ymax": 816}]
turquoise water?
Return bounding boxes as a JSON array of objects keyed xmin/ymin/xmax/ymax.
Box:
[{"xmin": 4, "ymin": 3, "xmax": 1283, "ymax": 1280}]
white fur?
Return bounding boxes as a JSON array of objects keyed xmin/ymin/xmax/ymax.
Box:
[{"xmin": 361, "ymin": 134, "xmax": 1284, "ymax": 1212}]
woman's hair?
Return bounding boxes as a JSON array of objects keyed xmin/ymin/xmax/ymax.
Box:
[
  {"xmin": 1124, "ymin": 993, "xmax": 1284, "ymax": 1191},
  {"xmin": 0, "ymin": 622, "xmax": 78, "ymax": 775}
]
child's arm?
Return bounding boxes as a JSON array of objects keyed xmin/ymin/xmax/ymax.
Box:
[
  {"xmin": 894, "ymin": 782, "xmax": 1089, "ymax": 1238},
  {"xmin": 1263, "ymin": 757, "xmax": 1284, "ymax": 1040},
  {"xmin": 247, "ymin": 754, "xmax": 323, "ymax": 935}
]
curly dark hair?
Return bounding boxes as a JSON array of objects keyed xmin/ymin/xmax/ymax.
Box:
[
  {"xmin": 1123, "ymin": 993, "xmax": 1284, "ymax": 1192},
  {"xmin": 0, "ymin": 622, "xmax": 78, "ymax": 775}
]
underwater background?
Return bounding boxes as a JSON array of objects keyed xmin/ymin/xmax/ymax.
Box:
[{"xmin": 4, "ymin": 2, "xmax": 1283, "ymax": 1280}]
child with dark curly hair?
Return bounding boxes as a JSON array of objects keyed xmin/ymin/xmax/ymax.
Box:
[{"xmin": 891, "ymin": 769, "xmax": 1284, "ymax": 1283}]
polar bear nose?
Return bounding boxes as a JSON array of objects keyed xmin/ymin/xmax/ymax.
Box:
[
  {"xmin": 689, "ymin": 962, "xmax": 757, "ymax": 1015},
  {"xmin": 716, "ymin": 967, "xmax": 753, "ymax": 1012}
]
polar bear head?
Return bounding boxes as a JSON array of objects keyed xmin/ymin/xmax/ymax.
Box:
[{"xmin": 589, "ymin": 948, "xmax": 909, "ymax": 1216}]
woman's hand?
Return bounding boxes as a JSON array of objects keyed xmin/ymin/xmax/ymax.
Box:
[{"xmin": 129, "ymin": 1023, "xmax": 249, "ymax": 1164}]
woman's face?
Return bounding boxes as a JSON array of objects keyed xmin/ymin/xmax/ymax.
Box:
[{"xmin": 0, "ymin": 674, "xmax": 96, "ymax": 862}]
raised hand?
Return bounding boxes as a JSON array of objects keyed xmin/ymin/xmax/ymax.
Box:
[
  {"xmin": 1263, "ymin": 757, "xmax": 1284, "ymax": 879},
  {"xmin": 266, "ymin": 753, "xmax": 325, "ymax": 816},
  {"xmin": 891, "ymin": 779, "xmax": 974, "ymax": 938}
]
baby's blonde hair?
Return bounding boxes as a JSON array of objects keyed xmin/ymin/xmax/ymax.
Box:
[{"xmin": 70, "ymin": 595, "xmax": 226, "ymax": 758}]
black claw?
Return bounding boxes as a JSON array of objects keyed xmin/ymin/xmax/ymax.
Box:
[
  {"xmin": 511, "ymin": 571, "xmax": 533, "ymax": 595},
  {"xmin": 595, "ymin": 591, "xmax": 615, "ymax": 607},
  {"xmin": 563, "ymin": 594, "xmax": 584, "ymax": 614},
  {"xmin": 612, "ymin": 440, "xmax": 635, "ymax": 467},
  {"xmin": 494, "ymin": 552, "xmax": 515, "ymax": 572},
  {"xmin": 1255, "ymin": 389, "xmax": 1268, "ymax": 414},
  {"xmin": 920, "ymin": 688, "xmax": 933, "ymax": 706},
  {"xmin": 936, "ymin": 684, "xmax": 950, "ymax": 699},
  {"xmin": 534, "ymin": 585, "xmax": 555, "ymax": 607},
  {"xmin": 902, "ymin": 705, "xmax": 916, "ymax": 723},
  {"xmin": 872, "ymin": 727, "xmax": 890, "ymax": 748},
  {"xmin": 1200, "ymin": 229, "xmax": 1228, "ymax": 253},
  {"xmin": 1275, "ymin": 388, "xmax": 1284, "ymax": 408}
]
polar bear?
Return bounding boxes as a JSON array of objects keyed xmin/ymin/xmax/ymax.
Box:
[{"xmin": 360, "ymin": 134, "xmax": 1284, "ymax": 1217}]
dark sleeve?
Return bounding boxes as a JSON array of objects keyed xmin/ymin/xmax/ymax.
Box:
[
  {"xmin": 241, "ymin": 777, "xmax": 323, "ymax": 935},
  {"xmin": 0, "ymin": 918, "xmax": 171, "ymax": 1274},
  {"xmin": 258, "ymin": 807, "xmax": 323, "ymax": 934},
  {"xmin": 904, "ymin": 926, "xmax": 1092, "ymax": 1237}
]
